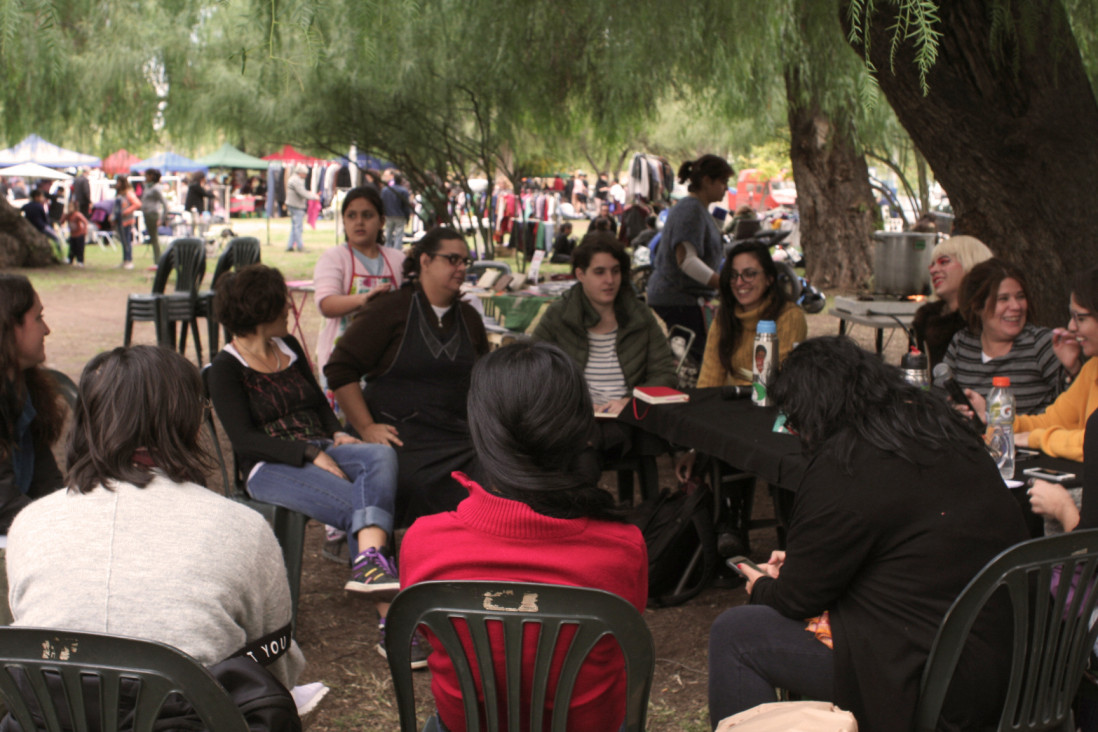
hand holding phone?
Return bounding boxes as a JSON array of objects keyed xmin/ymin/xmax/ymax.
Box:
[
  {"xmin": 726, "ymin": 556, "xmax": 764, "ymax": 580},
  {"xmin": 1022, "ymin": 467, "xmax": 1077, "ymax": 484}
]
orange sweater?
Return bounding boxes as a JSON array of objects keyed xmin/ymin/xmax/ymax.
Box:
[
  {"xmin": 697, "ymin": 298, "xmax": 807, "ymax": 388},
  {"xmin": 1015, "ymin": 356, "xmax": 1098, "ymax": 461}
]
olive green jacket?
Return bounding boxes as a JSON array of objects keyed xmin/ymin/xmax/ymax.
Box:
[{"xmin": 532, "ymin": 283, "xmax": 677, "ymax": 389}]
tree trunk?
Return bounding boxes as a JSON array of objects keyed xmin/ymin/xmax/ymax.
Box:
[
  {"xmin": 785, "ymin": 67, "xmax": 877, "ymax": 290},
  {"xmin": 0, "ymin": 197, "xmax": 58, "ymax": 267},
  {"xmin": 840, "ymin": 0, "xmax": 1098, "ymax": 326}
]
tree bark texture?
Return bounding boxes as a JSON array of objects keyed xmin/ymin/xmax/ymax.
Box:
[
  {"xmin": 841, "ymin": 0, "xmax": 1098, "ymax": 326},
  {"xmin": 0, "ymin": 197, "xmax": 58, "ymax": 267},
  {"xmin": 786, "ymin": 67, "xmax": 878, "ymax": 290}
]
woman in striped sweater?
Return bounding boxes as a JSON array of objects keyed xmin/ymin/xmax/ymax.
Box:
[{"xmin": 944, "ymin": 258, "xmax": 1065, "ymax": 415}]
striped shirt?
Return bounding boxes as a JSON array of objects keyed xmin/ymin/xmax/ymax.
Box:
[
  {"xmin": 584, "ymin": 330, "xmax": 628, "ymax": 404},
  {"xmin": 943, "ymin": 324, "xmax": 1063, "ymax": 415}
]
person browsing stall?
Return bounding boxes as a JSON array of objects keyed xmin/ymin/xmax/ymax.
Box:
[
  {"xmin": 646, "ymin": 154, "xmax": 733, "ymax": 361},
  {"xmin": 325, "ymin": 227, "xmax": 488, "ymax": 527},
  {"xmin": 911, "ymin": 235, "xmax": 994, "ymax": 369},
  {"xmin": 400, "ymin": 341, "xmax": 647, "ymax": 732},
  {"xmin": 965, "ymin": 265, "xmax": 1098, "ymax": 460},
  {"xmin": 533, "ymin": 231, "xmax": 676, "ymax": 418},
  {"xmin": 7, "ymin": 346, "xmax": 305, "ymax": 693},
  {"xmin": 943, "ymin": 258, "xmax": 1065, "ymax": 414},
  {"xmin": 207, "ymin": 265, "xmax": 401, "ymax": 599},
  {"xmin": 708, "ymin": 336, "xmax": 1027, "ymax": 732}
]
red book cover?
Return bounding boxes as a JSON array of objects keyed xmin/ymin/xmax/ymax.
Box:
[{"xmin": 632, "ymin": 386, "xmax": 690, "ymax": 404}]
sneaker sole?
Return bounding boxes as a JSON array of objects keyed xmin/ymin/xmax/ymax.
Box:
[
  {"xmin": 344, "ymin": 580, "xmax": 401, "ymax": 599},
  {"xmin": 376, "ymin": 642, "xmax": 429, "ymax": 671}
]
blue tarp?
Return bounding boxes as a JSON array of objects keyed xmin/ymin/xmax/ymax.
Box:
[
  {"xmin": 129, "ymin": 152, "xmax": 207, "ymax": 174},
  {"xmin": 0, "ymin": 135, "xmax": 100, "ymax": 168}
]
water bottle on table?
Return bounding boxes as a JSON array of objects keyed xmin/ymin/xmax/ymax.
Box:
[
  {"xmin": 752, "ymin": 320, "xmax": 778, "ymax": 407},
  {"xmin": 986, "ymin": 376, "xmax": 1015, "ymax": 480}
]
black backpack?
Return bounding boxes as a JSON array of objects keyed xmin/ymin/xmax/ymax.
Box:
[{"xmin": 631, "ymin": 480, "xmax": 717, "ymax": 606}]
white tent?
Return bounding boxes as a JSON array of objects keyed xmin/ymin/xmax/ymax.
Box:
[
  {"xmin": 0, "ymin": 135, "xmax": 100, "ymax": 168},
  {"xmin": 0, "ymin": 162, "xmax": 73, "ymax": 180}
]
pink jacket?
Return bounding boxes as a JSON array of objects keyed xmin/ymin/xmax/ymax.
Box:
[{"xmin": 313, "ymin": 243, "xmax": 405, "ymax": 372}]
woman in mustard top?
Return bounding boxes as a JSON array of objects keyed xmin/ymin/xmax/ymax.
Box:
[{"xmin": 696, "ymin": 241, "xmax": 807, "ymax": 388}]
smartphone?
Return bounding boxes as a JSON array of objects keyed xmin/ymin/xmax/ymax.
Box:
[
  {"xmin": 1015, "ymin": 448, "xmax": 1040, "ymax": 461},
  {"xmin": 725, "ymin": 555, "xmax": 763, "ymax": 579},
  {"xmin": 1022, "ymin": 467, "xmax": 1078, "ymax": 483}
]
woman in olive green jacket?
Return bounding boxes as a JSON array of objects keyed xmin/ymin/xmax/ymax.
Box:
[{"xmin": 533, "ymin": 232, "xmax": 677, "ymax": 419}]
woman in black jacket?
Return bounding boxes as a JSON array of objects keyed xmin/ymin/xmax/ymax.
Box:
[
  {"xmin": 708, "ymin": 336, "xmax": 1028, "ymax": 731},
  {"xmin": 0, "ymin": 274, "xmax": 65, "ymax": 624}
]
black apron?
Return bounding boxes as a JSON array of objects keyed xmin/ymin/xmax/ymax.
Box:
[{"xmin": 365, "ymin": 293, "xmax": 480, "ymax": 526}]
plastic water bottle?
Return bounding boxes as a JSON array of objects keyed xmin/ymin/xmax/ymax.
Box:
[
  {"xmin": 900, "ymin": 346, "xmax": 929, "ymax": 389},
  {"xmin": 752, "ymin": 320, "xmax": 778, "ymax": 407},
  {"xmin": 986, "ymin": 376, "xmax": 1016, "ymax": 480}
]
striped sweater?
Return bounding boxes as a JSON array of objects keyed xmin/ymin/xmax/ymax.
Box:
[{"xmin": 943, "ymin": 324, "xmax": 1062, "ymax": 415}]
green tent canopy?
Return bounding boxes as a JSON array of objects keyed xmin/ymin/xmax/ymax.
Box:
[{"xmin": 196, "ymin": 143, "xmax": 270, "ymax": 170}]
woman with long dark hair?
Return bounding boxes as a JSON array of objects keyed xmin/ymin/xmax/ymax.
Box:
[
  {"xmin": 400, "ymin": 341, "xmax": 647, "ymax": 732},
  {"xmin": 325, "ymin": 227, "xmax": 488, "ymax": 527},
  {"xmin": 646, "ymin": 154, "xmax": 734, "ymax": 361},
  {"xmin": 0, "ymin": 274, "xmax": 64, "ymax": 625},
  {"xmin": 708, "ymin": 336, "xmax": 1027, "ymax": 731},
  {"xmin": 6, "ymin": 346, "xmax": 304, "ymax": 691}
]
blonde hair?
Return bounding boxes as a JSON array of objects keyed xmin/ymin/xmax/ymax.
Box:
[{"xmin": 928, "ymin": 235, "xmax": 993, "ymax": 301}]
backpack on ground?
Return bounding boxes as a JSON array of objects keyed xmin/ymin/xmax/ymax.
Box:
[{"xmin": 630, "ymin": 478, "xmax": 717, "ymax": 606}]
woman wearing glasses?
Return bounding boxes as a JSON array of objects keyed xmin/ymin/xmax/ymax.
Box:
[
  {"xmin": 966, "ymin": 265, "xmax": 1098, "ymax": 461},
  {"xmin": 695, "ymin": 241, "xmax": 807, "ymax": 390},
  {"xmin": 326, "ymin": 227, "xmax": 489, "ymax": 527}
]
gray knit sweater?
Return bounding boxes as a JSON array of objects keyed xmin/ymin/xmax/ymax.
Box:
[{"xmin": 5, "ymin": 475, "xmax": 305, "ymax": 689}]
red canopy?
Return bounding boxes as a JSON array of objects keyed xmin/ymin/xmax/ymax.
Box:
[
  {"xmin": 262, "ymin": 145, "xmax": 325, "ymax": 166},
  {"xmin": 102, "ymin": 149, "xmax": 142, "ymax": 176}
]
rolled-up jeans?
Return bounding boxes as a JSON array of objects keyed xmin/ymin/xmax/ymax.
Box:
[
  {"xmin": 246, "ymin": 442, "xmax": 398, "ymax": 558},
  {"xmin": 287, "ymin": 205, "xmax": 307, "ymax": 251}
]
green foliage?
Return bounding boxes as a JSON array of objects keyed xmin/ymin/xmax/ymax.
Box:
[{"xmin": 845, "ymin": 0, "xmax": 942, "ymax": 94}]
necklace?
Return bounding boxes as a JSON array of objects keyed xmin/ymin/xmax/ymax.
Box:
[{"xmin": 234, "ymin": 338, "xmax": 282, "ymax": 372}]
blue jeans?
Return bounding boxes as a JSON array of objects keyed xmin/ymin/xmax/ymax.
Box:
[
  {"xmin": 708, "ymin": 604, "xmax": 834, "ymax": 729},
  {"xmin": 287, "ymin": 206, "xmax": 306, "ymax": 251},
  {"xmin": 117, "ymin": 223, "xmax": 133, "ymax": 263},
  {"xmin": 246, "ymin": 442, "xmax": 398, "ymax": 557},
  {"xmin": 384, "ymin": 217, "xmax": 407, "ymax": 249}
]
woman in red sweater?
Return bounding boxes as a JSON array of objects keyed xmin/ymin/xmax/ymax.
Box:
[{"xmin": 400, "ymin": 341, "xmax": 648, "ymax": 732}]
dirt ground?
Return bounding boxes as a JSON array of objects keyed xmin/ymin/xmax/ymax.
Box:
[{"xmin": 19, "ymin": 223, "xmax": 906, "ymax": 731}]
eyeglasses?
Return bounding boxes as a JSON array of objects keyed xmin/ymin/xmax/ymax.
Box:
[
  {"xmin": 729, "ymin": 269, "xmax": 761, "ymax": 283},
  {"xmin": 1070, "ymin": 309, "xmax": 1093, "ymax": 326},
  {"xmin": 431, "ymin": 253, "xmax": 473, "ymax": 267}
]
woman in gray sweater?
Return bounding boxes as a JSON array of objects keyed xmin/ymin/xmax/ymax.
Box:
[{"xmin": 5, "ymin": 345, "xmax": 305, "ymax": 690}]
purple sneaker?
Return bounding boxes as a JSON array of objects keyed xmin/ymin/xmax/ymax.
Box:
[{"xmin": 345, "ymin": 547, "xmax": 400, "ymax": 598}]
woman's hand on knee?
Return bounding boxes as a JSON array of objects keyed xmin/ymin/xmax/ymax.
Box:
[
  {"xmin": 331, "ymin": 431, "xmax": 361, "ymax": 446},
  {"xmin": 313, "ymin": 452, "xmax": 349, "ymax": 480},
  {"xmin": 364, "ymin": 423, "xmax": 403, "ymax": 447}
]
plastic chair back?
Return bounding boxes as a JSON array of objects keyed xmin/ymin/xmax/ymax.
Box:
[
  {"xmin": 229, "ymin": 237, "xmax": 261, "ymax": 269},
  {"xmin": 150, "ymin": 245, "xmax": 176, "ymax": 295},
  {"xmin": 44, "ymin": 369, "xmax": 77, "ymax": 409},
  {"xmin": 169, "ymin": 237, "xmax": 206, "ymax": 295},
  {"xmin": 385, "ymin": 580, "xmax": 655, "ymax": 732},
  {"xmin": 0, "ymin": 627, "xmax": 248, "ymax": 732},
  {"xmin": 915, "ymin": 529, "xmax": 1098, "ymax": 732}
]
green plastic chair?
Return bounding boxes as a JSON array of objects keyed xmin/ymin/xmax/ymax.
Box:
[
  {"xmin": 385, "ymin": 580, "xmax": 655, "ymax": 732},
  {"xmin": 200, "ymin": 366, "xmax": 308, "ymax": 628},
  {"xmin": 0, "ymin": 627, "xmax": 248, "ymax": 732},
  {"xmin": 196, "ymin": 236, "xmax": 262, "ymax": 360},
  {"xmin": 915, "ymin": 529, "xmax": 1098, "ymax": 732}
]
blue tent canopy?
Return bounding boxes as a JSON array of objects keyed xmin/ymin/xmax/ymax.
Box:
[
  {"xmin": 130, "ymin": 152, "xmax": 207, "ymax": 174},
  {"xmin": 0, "ymin": 134, "xmax": 100, "ymax": 168}
]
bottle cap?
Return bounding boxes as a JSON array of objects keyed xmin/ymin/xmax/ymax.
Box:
[
  {"xmin": 992, "ymin": 376, "xmax": 1011, "ymax": 387},
  {"xmin": 757, "ymin": 320, "xmax": 777, "ymax": 334},
  {"xmin": 901, "ymin": 348, "xmax": 927, "ymax": 369}
]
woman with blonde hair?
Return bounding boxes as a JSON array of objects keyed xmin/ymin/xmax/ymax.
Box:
[{"xmin": 911, "ymin": 234, "xmax": 994, "ymax": 368}]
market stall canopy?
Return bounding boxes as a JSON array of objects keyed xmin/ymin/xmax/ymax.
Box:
[
  {"xmin": 129, "ymin": 152, "xmax": 207, "ymax": 174},
  {"xmin": 197, "ymin": 143, "xmax": 270, "ymax": 170},
  {"xmin": 262, "ymin": 145, "xmax": 325, "ymax": 166},
  {"xmin": 0, "ymin": 162, "xmax": 73, "ymax": 180},
  {"xmin": 102, "ymin": 149, "xmax": 143, "ymax": 177},
  {"xmin": 0, "ymin": 135, "xmax": 100, "ymax": 168}
]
